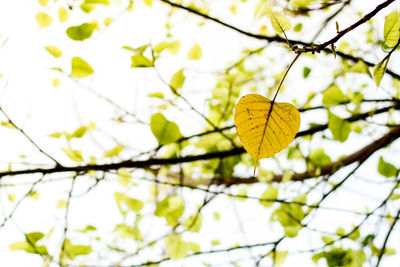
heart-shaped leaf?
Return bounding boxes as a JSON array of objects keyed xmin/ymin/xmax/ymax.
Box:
[{"xmin": 234, "ymin": 94, "xmax": 300, "ymax": 175}]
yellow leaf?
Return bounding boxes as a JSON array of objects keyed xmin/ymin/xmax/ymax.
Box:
[
  {"xmin": 270, "ymin": 12, "xmax": 291, "ymax": 34},
  {"xmin": 36, "ymin": 12, "xmax": 52, "ymax": 28},
  {"xmin": 45, "ymin": 46, "xmax": 63, "ymax": 58},
  {"xmin": 38, "ymin": 0, "xmax": 49, "ymax": 7},
  {"xmin": 234, "ymin": 94, "xmax": 300, "ymax": 175},
  {"xmin": 57, "ymin": 199, "xmax": 67, "ymax": 209},
  {"xmin": 58, "ymin": 7, "xmax": 69, "ymax": 23},
  {"xmin": 188, "ymin": 44, "xmax": 202, "ymax": 60},
  {"xmin": 52, "ymin": 78, "xmax": 60, "ymax": 87}
]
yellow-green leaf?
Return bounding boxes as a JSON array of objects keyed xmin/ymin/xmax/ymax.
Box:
[
  {"xmin": 117, "ymin": 169, "xmax": 131, "ymax": 187},
  {"xmin": 270, "ymin": 12, "xmax": 291, "ymax": 34},
  {"xmin": 36, "ymin": 12, "xmax": 52, "ymax": 28},
  {"xmin": 104, "ymin": 144, "xmax": 124, "ymax": 158},
  {"xmin": 373, "ymin": 57, "xmax": 390, "ymax": 87},
  {"xmin": 170, "ymin": 69, "xmax": 185, "ymax": 90},
  {"xmin": 58, "ymin": 7, "xmax": 69, "ymax": 22},
  {"xmin": 56, "ymin": 199, "xmax": 67, "ymax": 209},
  {"xmin": 38, "ymin": 0, "xmax": 49, "ymax": 7},
  {"xmin": 384, "ymin": 11, "xmax": 400, "ymax": 48},
  {"xmin": 62, "ymin": 148, "xmax": 84, "ymax": 163},
  {"xmin": 234, "ymin": 94, "xmax": 300, "ymax": 174},
  {"xmin": 44, "ymin": 46, "xmax": 62, "ymax": 58},
  {"xmin": 143, "ymin": 0, "xmax": 153, "ymax": 7},
  {"xmin": 322, "ymin": 84, "xmax": 345, "ymax": 106},
  {"xmin": 150, "ymin": 113, "xmax": 182, "ymax": 145},
  {"xmin": 188, "ymin": 43, "xmax": 202, "ymax": 60},
  {"xmin": 130, "ymin": 55, "xmax": 153, "ymax": 67},
  {"xmin": 52, "ymin": 78, "xmax": 61, "ymax": 87},
  {"xmin": 71, "ymin": 57, "xmax": 94, "ymax": 78},
  {"xmin": 66, "ymin": 23, "xmax": 95, "ymax": 41}
]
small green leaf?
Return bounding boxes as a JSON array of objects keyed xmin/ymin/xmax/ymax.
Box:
[
  {"xmin": 117, "ymin": 169, "xmax": 131, "ymax": 187},
  {"xmin": 26, "ymin": 232, "xmax": 45, "ymax": 243},
  {"xmin": 44, "ymin": 45, "xmax": 62, "ymax": 57},
  {"xmin": 373, "ymin": 57, "xmax": 390, "ymax": 87},
  {"xmin": 384, "ymin": 11, "xmax": 400, "ymax": 48},
  {"xmin": 104, "ymin": 144, "xmax": 124, "ymax": 158},
  {"xmin": 38, "ymin": 0, "xmax": 49, "ymax": 7},
  {"xmin": 143, "ymin": 0, "xmax": 153, "ymax": 7},
  {"xmin": 71, "ymin": 126, "xmax": 87, "ymax": 138},
  {"xmin": 170, "ymin": 69, "xmax": 185, "ymax": 90},
  {"xmin": 148, "ymin": 92, "xmax": 164, "ymax": 99},
  {"xmin": 378, "ymin": 156, "xmax": 397, "ymax": 178},
  {"xmin": 165, "ymin": 235, "xmax": 189, "ymax": 260},
  {"xmin": 183, "ymin": 214, "xmax": 203, "ymax": 232},
  {"xmin": 71, "ymin": 57, "xmax": 94, "ymax": 78},
  {"xmin": 303, "ymin": 66, "xmax": 311, "ymax": 79},
  {"xmin": 309, "ymin": 148, "xmax": 331, "ymax": 166},
  {"xmin": 56, "ymin": 199, "xmax": 67, "ymax": 209},
  {"xmin": 58, "ymin": 7, "xmax": 69, "ymax": 22},
  {"xmin": 130, "ymin": 55, "xmax": 153, "ymax": 67},
  {"xmin": 328, "ymin": 111, "xmax": 351, "ymax": 142},
  {"xmin": 66, "ymin": 23, "xmax": 95, "ymax": 41},
  {"xmin": 62, "ymin": 147, "xmax": 84, "ymax": 163},
  {"xmin": 322, "ymin": 84, "xmax": 345, "ymax": 106},
  {"xmin": 155, "ymin": 195, "xmax": 184, "ymax": 226},
  {"xmin": 259, "ymin": 186, "xmax": 278, "ymax": 208},
  {"xmin": 188, "ymin": 43, "xmax": 202, "ymax": 60},
  {"xmin": 150, "ymin": 113, "xmax": 182, "ymax": 145},
  {"xmin": 270, "ymin": 12, "xmax": 291, "ymax": 34},
  {"xmin": 36, "ymin": 12, "xmax": 52, "ymax": 28},
  {"xmin": 293, "ymin": 23, "xmax": 303, "ymax": 32}
]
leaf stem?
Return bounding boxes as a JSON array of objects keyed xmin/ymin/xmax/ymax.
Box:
[{"xmin": 272, "ymin": 53, "xmax": 302, "ymax": 103}]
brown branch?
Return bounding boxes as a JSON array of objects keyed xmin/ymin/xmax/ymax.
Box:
[
  {"xmin": 212, "ymin": 126, "xmax": 400, "ymax": 184},
  {"xmin": 0, "ymin": 104, "xmax": 398, "ymax": 180}
]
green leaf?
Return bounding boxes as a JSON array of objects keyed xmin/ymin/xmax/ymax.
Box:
[
  {"xmin": 328, "ymin": 111, "xmax": 351, "ymax": 142},
  {"xmin": 303, "ymin": 66, "xmax": 311, "ymax": 79},
  {"xmin": 293, "ymin": 23, "xmax": 303, "ymax": 32},
  {"xmin": 9, "ymin": 241, "xmax": 48, "ymax": 255},
  {"xmin": 62, "ymin": 239, "xmax": 92, "ymax": 258},
  {"xmin": 183, "ymin": 214, "xmax": 203, "ymax": 232},
  {"xmin": 373, "ymin": 56, "xmax": 390, "ymax": 87},
  {"xmin": 143, "ymin": 0, "xmax": 153, "ymax": 7},
  {"xmin": 104, "ymin": 144, "xmax": 124, "ymax": 158},
  {"xmin": 148, "ymin": 92, "xmax": 164, "ymax": 99},
  {"xmin": 38, "ymin": 0, "xmax": 49, "ymax": 7},
  {"xmin": 62, "ymin": 148, "xmax": 84, "ymax": 163},
  {"xmin": 26, "ymin": 232, "xmax": 45, "ymax": 243},
  {"xmin": 114, "ymin": 224, "xmax": 143, "ymax": 241},
  {"xmin": 155, "ymin": 195, "xmax": 184, "ymax": 226},
  {"xmin": 378, "ymin": 156, "xmax": 397, "ymax": 178},
  {"xmin": 58, "ymin": 7, "xmax": 69, "ymax": 22},
  {"xmin": 130, "ymin": 55, "xmax": 153, "ymax": 67},
  {"xmin": 170, "ymin": 69, "xmax": 185, "ymax": 90},
  {"xmin": 84, "ymin": 0, "xmax": 110, "ymax": 4},
  {"xmin": 117, "ymin": 169, "xmax": 131, "ymax": 187},
  {"xmin": 71, "ymin": 57, "xmax": 94, "ymax": 78},
  {"xmin": 45, "ymin": 46, "xmax": 63, "ymax": 58},
  {"xmin": 56, "ymin": 199, "xmax": 67, "ymax": 209},
  {"xmin": 322, "ymin": 84, "xmax": 345, "ymax": 106},
  {"xmin": 269, "ymin": 250, "xmax": 288, "ymax": 266},
  {"xmin": 72, "ymin": 126, "xmax": 87, "ymax": 138},
  {"xmin": 165, "ymin": 235, "xmax": 189, "ymax": 260},
  {"xmin": 188, "ymin": 43, "xmax": 202, "ymax": 60},
  {"xmin": 150, "ymin": 113, "xmax": 182, "ymax": 145},
  {"xmin": 384, "ymin": 11, "xmax": 400, "ymax": 48},
  {"xmin": 114, "ymin": 192, "xmax": 143, "ymax": 212},
  {"xmin": 309, "ymin": 148, "xmax": 331, "ymax": 167},
  {"xmin": 259, "ymin": 186, "xmax": 278, "ymax": 208},
  {"xmin": 36, "ymin": 12, "xmax": 52, "ymax": 28},
  {"xmin": 66, "ymin": 23, "xmax": 95, "ymax": 41},
  {"xmin": 270, "ymin": 12, "xmax": 292, "ymax": 34}
]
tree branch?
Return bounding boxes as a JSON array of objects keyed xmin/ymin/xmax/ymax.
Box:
[
  {"xmin": 0, "ymin": 104, "xmax": 398, "ymax": 180},
  {"xmin": 158, "ymin": 0, "xmax": 400, "ymax": 80}
]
